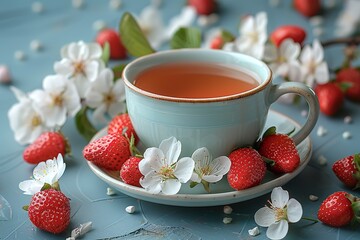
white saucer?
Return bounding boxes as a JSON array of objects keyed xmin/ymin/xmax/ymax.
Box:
[{"xmin": 87, "ymin": 110, "xmax": 312, "ymax": 207}]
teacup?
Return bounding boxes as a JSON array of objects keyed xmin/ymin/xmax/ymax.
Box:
[{"xmin": 123, "ymin": 49, "xmax": 319, "ymax": 157}]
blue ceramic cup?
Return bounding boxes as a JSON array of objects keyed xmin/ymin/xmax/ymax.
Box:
[{"xmin": 123, "ymin": 49, "xmax": 319, "ymax": 157}]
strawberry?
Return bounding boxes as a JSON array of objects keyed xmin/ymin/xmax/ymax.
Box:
[
  {"xmin": 96, "ymin": 29, "xmax": 127, "ymax": 59},
  {"xmin": 227, "ymin": 148, "xmax": 266, "ymax": 190},
  {"xmin": 332, "ymin": 154, "xmax": 360, "ymax": 189},
  {"xmin": 120, "ymin": 156, "xmax": 143, "ymax": 187},
  {"xmin": 27, "ymin": 189, "xmax": 70, "ymax": 234},
  {"xmin": 318, "ymin": 191, "xmax": 360, "ymax": 227},
  {"xmin": 315, "ymin": 82, "xmax": 344, "ymax": 116},
  {"xmin": 258, "ymin": 127, "xmax": 300, "ymax": 173},
  {"xmin": 209, "ymin": 30, "xmax": 235, "ymax": 49},
  {"xmin": 188, "ymin": 0, "xmax": 216, "ymax": 15},
  {"xmin": 209, "ymin": 36, "xmax": 223, "ymax": 49},
  {"xmin": 108, "ymin": 113, "xmax": 139, "ymax": 144},
  {"xmin": 23, "ymin": 132, "xmax": 68, "ymax": 164},
  {"xmin": 83, "ymin": 134, "xmax": 131, "ymax": 171},
  {"xmin": 294, "ymin": 0, "xmax": 321, "ymax": 17},
  {"xmin": 270, "ymin": 25, "xmax": 306, "ymax": 47},
  {"xmin": 336, "ymin": 68, "xmax": 360, "ymax": 102}
]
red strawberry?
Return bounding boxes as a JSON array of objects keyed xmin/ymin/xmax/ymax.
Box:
[
  {"xmin": 315, "ymin": 82, "xmax": 344, "ymax": 116},
  {"xmin": 294, "ymin": 0, "xmax": 321, "ymax": 17},
  {"xmin": 318, "ymin": 191, "xmax": 360, "ymax": 227},
  {"xmin": 336, "ymin": 68, "xmax": 360, "ymax": 102},
  {"xmin": 120, "ymin": 156, "xmax": 143, "ymax": 187},
  {"xmin": 258, "ymin": 128, "xmax": 300, "ymax": 173},
  {"xmin": 210, "ymin": 36, "xmax": 223, "ymax": 49},
  {"xmin": 332, "ymin": 154, "xmax": 360, "ymax": 189},
  {"xmin": 188, "ymin": 0, "xmax": 216, "ymax": 15},
  {"xmin": 227, "ymin": 148, "xmax": 266, "ymax": 190},
  {"xmin": 23, "ymin": 132, "xmax": 68, "ymax": 164},
  {"xmin": 96, "ymin": 29, "xmax": 127, "ymax": 59},
  {"xmin": 27, "ymin": 189, "xmax": 70, "ymax": 234},
  {"xmin": 108, "ymin": 113, "xmax": 138, "ymax": 144},
  {"xmin": 83, "ymin": 134, "xmax": 131, "ymax": 171},
  {"xmin": 270, "ymin": 25, "xmax": 306, "ymax": 47}
]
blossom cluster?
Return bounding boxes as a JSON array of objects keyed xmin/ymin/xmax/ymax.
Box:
[
  {"xmin": 139, "ymin": 137, "xmax": 231, "ymax": 195},
  {"xmin": 8, "ymin": 41, "xmax": 126, "ymax": 145}
]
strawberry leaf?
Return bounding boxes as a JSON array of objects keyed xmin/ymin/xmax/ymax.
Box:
[
  {"xmin": 22, "ymin": 205, "xmax": 29, "ymax": 211},
  {"xmin": 220, "ymin": 29, "xmax": 235, "ymax": 43},
  {"xmin": 190, "ymin": 181, "xmax": 199, "ymax": 188},
  {"xmin": 263, "ymin": 126, "xmax": 277, "ymax": 139},
  {"xmin": 262, "ymin": 156, "xmax": 275, "ymax": 166},
  {"xmin": 119, "ymin": 12, "xmax": 155, "ymax": 57},
  {"xmin": 41, "ymin": 183, "xmax": 52, "ymax": 191},
  {"xmin": 170, "ymin": 27, "xmax": 201, "ymax": 49},
  {"xmin": 101, "ymin": 42, "xmax": 110, "ymax": 65},
  {"xmin": 75, "ymin": 107, "xmax": 98, "ymax": 142},
  {"xmin": 112, "ymin": 63, "xmax": 127, "ymax": 80}
]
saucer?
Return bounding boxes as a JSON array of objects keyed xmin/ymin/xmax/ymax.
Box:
[{"xmin": 87, "ymin": 110, "xmax": 312, "ymax": 207}]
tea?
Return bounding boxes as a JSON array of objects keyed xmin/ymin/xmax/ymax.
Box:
[{"xmin": 134, "ymin": 62, "xmax": 259, "ymax": 98}]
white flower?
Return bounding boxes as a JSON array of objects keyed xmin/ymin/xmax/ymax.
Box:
[
  {"xmin": 299, "ymin": 39, "xmax": 329, "ymax": 87},
  {"xmin": 84, "ymin": 68, "xmax": 126, "ymax": 123},
  {"xmin": 19, "ymin": 154, "xmax": 66, "ymax": 195},
  {"xmin": 8, "ymin": 87, "xmax": 49, "ymax": 145},
  {"xmin": 54, "ymin": 41, "xmax": 104, "ymax": 97},
  {"xmin": 29, "ymin": 74, "xmax": 81, "ymax": 128},
  {"xmin": 254, "ymin": 187, "xmax": 303, "ymax": 240},
  {"xmin": 263, "ymin": 39, "xmax": 302, "ymax": 82},
  {"xmin": 223, "ymin": 12, "xmax": 267, "ymax": 59},
  {"xmin": 139, "ymin": 137, "xmax": 195, "ymax": 195},
  {"xmin": 190, "ymin": 147, "xmax": 231, "ymax": 192},
  {"xmin": 164, "ymin": 6, "xmax": 197, "ymax": 40}
]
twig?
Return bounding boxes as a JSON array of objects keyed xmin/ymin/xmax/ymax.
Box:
[{"xmin": 321, "ymin": 36, "xmax": 360, "ymax": 47}]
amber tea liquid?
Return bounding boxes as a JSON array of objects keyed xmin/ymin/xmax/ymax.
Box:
[{"xmin": 134, "ymin": 62, "xmax": 259, "ymax": 98}]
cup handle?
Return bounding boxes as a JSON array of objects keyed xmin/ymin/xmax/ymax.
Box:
[{"xmin": 268, "ymin": 82, "xmax": 319, "ymax": 145}]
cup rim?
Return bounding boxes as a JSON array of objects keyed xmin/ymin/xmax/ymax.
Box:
[{"xmin": 122, "ymin": 49, "xmax": 272, "ymax": 103}]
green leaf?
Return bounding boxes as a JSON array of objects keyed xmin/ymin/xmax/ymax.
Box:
[
  {"xmin": 170, "ymin": 27, "xmax": 201, "ymax": 49},
  {"xmin": 263, "ymin": 126, "xmax": 277, "ymax": 139},
  {"xmin": 22, "ymin": 205, "xmax": 29, "ymax": 211},
  {"xmin": 220, "ymin": 29, "xmax": 235, "ymax": 43},
  {"xmin": 41, "ymin": 183, "xmax": 52, "ymax": 191},
  {"xmin": 112, "ymin": 63, "xmax": 127, "ymax": 80},
  {"xmin": 190, "ymin": 181, "xmax": 199, "ymax": 188},
  {"xmin": 119, "ymin": 12, "xmax": 155, "ymax": 57},
  {"xmin": 75, "ymin": 107, "xmax": 98, "ymax": 142},
  {"xmin": 101, "ymin": 42, "xmax": 110, "ymax": 64}
]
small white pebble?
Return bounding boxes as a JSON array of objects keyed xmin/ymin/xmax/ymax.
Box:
[
  {"xmin": 248, "ymin": 226, "xmax": 260, "ymax": 236},
  {"xmin": 268, "ymin": 0, "xmax": 280, "ymax": 7},
  {"xmin": 344, "ymin": 116, "xmax": 352, "ymax": 124},
  {"xmin": 14, "ymin": 50, "xmax": 26, "ymax": 61},
  {"xmin": 0, "ymin": 65, "xmax": 11, "ymax": 84},
  {"xmin": 106, "ymin": 187, "xmax": 116, "ymax": 196},
  {"xmin": 109, "ymin": 0, "xmax": 122, "ymax": 10},
  {"xmin": 309, "ymin": 194, "xmax": 319, "ymax": 201},
  {"xmin": 32, "ymin": 2, "xmax": 44, "ymax": 13},
  {"xmin": 342, "ymin": 131, "xmax": 352, "ymax": 139},
  {"xmin": 30, "ymin": 39, "xmax": 42, "ymax": 51},
  {"xmin": 318, "ymin": 155, "xmax": 328, "ymax": 166},
  {"xmin": 125, "ymin": 205, "xmax": 136, "ymax": 214},
  {"xmin": 93, "ymin": 20, "xmax": 107, "ymax": 32},
  {"xmin": 309, "ymin": 16, "xmax": 324, "ymax": 26},
  {"xmin": 317, "ymin": 126, "xmax": 328, "ymax": 137},
  {"xmin": 301, "ymin": 110, "xmax": 308, "ymax": 117},
  {"xmin": 223, "ymin": 205, "xmax": 233, "ymax": 214},
  {"xmin": 312, "ymin": 27, "xmax": 325, "ymax": 37},
  {"xmin": 223, "ymin": 217, "xmax": 232, "ymax": 224},
  {"xmin": 72, "ymin": 0, "xmax": 85, "ymax": 9}
]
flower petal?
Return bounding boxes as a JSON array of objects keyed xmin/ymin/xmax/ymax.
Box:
[
  {"xmin": 266, "ymin": 220, "xmax": 289, "ymax": 240},
  {"xmin": 54, "ymin": 59, "xmax": 74, "ymax": 77},
  {"xmin": 140, "ymin": 171, "xmax": 162, "ymax": 194},
  {"xmin": 87, "ymin": 43, "xmax": 103, "ymax": 59},
  {"xmin": 271, "ymin": 187, "xmax": 289, "ymax": 208},
  {"xmin": 161, "ymin": 179, "xmax": 182, "ymax": 195},
  {"xmin": 140, "ymin": 148, "xmax": 165, "ymax": 174},
  {"xmin": 190, "ymin": 172, "xmax": 201, "ymax": 183},
  {"xmin": 192, "ymin": 147, "xmax": 211, "ymax": 168},
  {"xmin": 19, "ymin": 180, "xmax": 43, "ymax": 195},
  {"xmin": 84, "ymin": 60, "xmax": 100, "ymax": 82},
  {"xmin": 287, "ymin": 198, "xmax": 303, "ymax": 223},
  {"xmin": 254, "ymin": 207, "xmax": 276, "ymax": 227},
  {"xmin": 263, "ymin": 43, "xmax": 277, "ymax": 62},
  {"xmin": 312, "ymin": 39, "xmax": 324, "ymax": 64},
  {"xmin": 299, "ymin": 45, "xmax": 312, "ymax": 64},
  {"xmin": 174, "ymin": 157, "xmax": 194, "ymax": 183},
  {"xmin": 315, "ymin": 62, "xmax": 330, "ymax": 84},
  {"xmin": 159, "ymin": 137, "xmax": 181, "ymax": 165}
]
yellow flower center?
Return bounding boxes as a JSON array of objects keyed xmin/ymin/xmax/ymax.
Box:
[
  {"xmin": 73, "ymin": 61, "xmax": 85, "ymax": 76},
  {"xmin": 52, "ymin": 94, "xmax": 63, "ymax": 107},
  {"xmin": 31, "ymin": 115, "xmax": 42, "ymax": 128},
  {"xmin": 103, "ymin": 92, "xmax": 115, "ymax": 105},
  {"xmin": 268, "ymin": 200, "xmax": 288, "ymax": 222},
  {"xmin": 159, "ymin": 165, "xmax": 175, "ymax": 180}
]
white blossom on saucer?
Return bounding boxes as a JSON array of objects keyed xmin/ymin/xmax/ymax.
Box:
[
  {"xmin": 190, "ymin": 147, "xmax": 231, "ymax": 192},
  {"xmin": 54, "ymin": 41, "xmax": 104, "ymax": 97},
  {"xmin": 139, "ymin": 137, "xmax": 195, "ymax": 195},
  {"xmin": 8, "ymin": 87, "xmax": 49, "ymax": 145},
  {"xmin": 263, "ymin": 39, "xmax": 302, "ymax": 82},
  {"xmin": 19, "ymin": 154, "xmax": 66, "ymax": 195},
  {"xmin": 84, "ymin": 68, "xmax": 126, "ymax": 123},
  {"xmin": 298, "ymin": 39, "xmax": 329, "ymax": 87},
  {"xmin": 223, "ymin": 12, "xmax": 267, "ymax": 59},
  {"xmin": 254, "ymin": 187, "xmax": 303, "ymax": 240},
  {"xmin": 29, "ymin": 74, "xmax": 81, "ymax": 128}
]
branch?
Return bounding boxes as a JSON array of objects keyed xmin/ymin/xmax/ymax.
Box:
[{"xmin": 321, "ymin": 36, "xmax": 360, "ymax": 47}]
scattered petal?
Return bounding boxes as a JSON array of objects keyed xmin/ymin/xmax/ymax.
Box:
[
  {"xmin": 125, "ymin": 206, "xmax": 136, "ymax": 214},
  {"xmin": 197, "ymin": 14, "xmax": 219, "ymax": 27},
  {"xmin": 72, "ymin": 0, "xmax": 85, "ymax": 9},
  {"xmin": 68, "ymin": 221, "xmax": 92, "ymax": 239},
  {"xmin": 14, "ymin": 50, "xmax": 26, "ymax": 61},
  {"xmin": 309, "ymin": 16, "xmax": 324, "ymax": 26},
  {"xmin": 309, "ymin": 195, "xmax": 319, "ymax": 201},
  {"xmin": 106, "ymin": 187, "xmax": 116, "ymax": 196},
  {"xmin": 317, "ymin": 155, "xmax": 327, "ymax": 166},
  {"xmin": 30, "ymin": 40, "xmax": 43, "ymax": 51},
  {"xmin": 223, "ymin": 205, "xmax": 233, "ymax": 214},
  {"xmin": 316, "ymin": 126, "xmax": 328, "ymax": 137},
  {"xmin": 248, "ymin": 226, "xmax": 260, "ymax": 236},
  {"xmin": 0, "ymin": 194, "xmax": 12, "ymax": 221},
  {"xmin": 344, "ymin": 116, "xmax": 352, "ymax": 124},
  {"xmin": 32, "ymin": 2, "xmax": 44, "ymax": 13},
  {"xmin": 342, "ymin": 131, "xmax": 352, "ymax": 139},
  {"xmin": 223, "ymin": 217, "xmax": 232, "ymax": 224}
]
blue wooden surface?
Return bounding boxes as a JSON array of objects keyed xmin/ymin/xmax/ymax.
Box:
[{"xmin": 1, "ymin": 0, "xmax": 360, "ymax": 239}]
